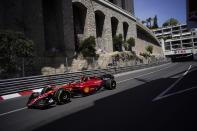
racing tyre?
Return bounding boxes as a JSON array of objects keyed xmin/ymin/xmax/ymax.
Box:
[
  {"xmin": 54, "ymin": 88, "xmax": 71, "ymax": 104},
  {"xmin": 105, "ymin": 79, "xmax": 116, "ymax": 90},
  {"xmin": 41, "ymin": 86, "xmax": 53, "ymax": 94}
]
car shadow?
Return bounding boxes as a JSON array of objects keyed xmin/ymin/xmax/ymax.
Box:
[{"xmin": 32, "ymin": 68, "xmax": 197, "ymax": 131}]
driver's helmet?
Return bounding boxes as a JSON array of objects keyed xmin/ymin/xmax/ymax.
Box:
[{"xmin": 80, "ymin": 76, "xmax": 88, "ymax": 82}]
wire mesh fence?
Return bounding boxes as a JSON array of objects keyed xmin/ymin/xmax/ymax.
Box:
[{"xmin": 0, "ymin": 56, "xmax": 169, "ymax": 80}]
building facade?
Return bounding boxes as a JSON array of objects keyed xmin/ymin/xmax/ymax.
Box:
[
  {"xmin": 152, "ymin": 24, "xmax": 197, "ymax": 59},
  {"xmin": 108, "ymin": 0, "xmax": 135, "ymax": 15},
  {"xmin": 187, "ymin": 0, "xmax": 197, "ymax": 29},
  {"xmin": 0, "ymin": 0, "xmax": 162, "ymax": 62}
]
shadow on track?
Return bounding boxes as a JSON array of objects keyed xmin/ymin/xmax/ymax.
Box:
[{"xmin": 32, "ymin": 70, "xmax": 197, "ymax": 131}]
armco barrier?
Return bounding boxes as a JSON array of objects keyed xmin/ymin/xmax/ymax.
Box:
[{"xmin": 0, "ymin": 61, "xmax": 169, "ymax": 96}]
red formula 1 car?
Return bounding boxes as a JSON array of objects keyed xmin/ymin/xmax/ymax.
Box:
[{"xmin": 27, "ymin": 74, "xmax": 116, "ymax": 108}]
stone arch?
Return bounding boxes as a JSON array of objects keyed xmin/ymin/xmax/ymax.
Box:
[
  {"xmin": 95, "ymin": 10, "xmax": 105, "ymax": 49},
  {"xmin": 111, "ymin": 17, "xmax": 119, "ymax": 37},
  {"xmin": 123, "ymin": 21, "xmax": 129, "ymax": 42},
  {"xmin": 72, "ymin": 2, "xmax": 87, "ymax": 52},
  {"xmin": 42, "ymin": 0, "xmax": 65, "ymax": 53},
  {"xmin": 95, "ymin": 10, "xmax": 105, "ymax": 37}
]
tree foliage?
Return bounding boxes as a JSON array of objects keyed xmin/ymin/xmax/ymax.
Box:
[
  {"xmin": 125, "ymin": 37, "xmax": 135, "ymax": 51},
  {"xmin": 0, "ymin": 30, "xmax": 34, "ymax": 75},
  {"xmin": 152, "ymin": 15, "xmax": 159, "ymax": 29},
  {"xmin": 146, "ymin": 17, "xmax": 153, "ymax": 28},
  {"xmin": 140, "ymin": 52, "xmax": 150, "ymax": 59},
  {"xmin": 145, "ymin": 45, "xmax": 154, "ymax": 55},
  {"xmin": 143, "ymin": 15, "xmax": 159, "ymax": 29},
  {"xmin": 113, "ymin": 34, "xmax": 123, "ymax": 52},
  {"xmin": 162, "ymin": 18, "xmax": 179, "ymax": 27},
  {"xmin": 79, "ymin": 36, "xmax": 97, "ymax": 57}
]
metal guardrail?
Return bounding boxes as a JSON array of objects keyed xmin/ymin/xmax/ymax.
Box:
[{"xmin": 0, "ymin": 61, "xmax": 169, "ymax": 96}]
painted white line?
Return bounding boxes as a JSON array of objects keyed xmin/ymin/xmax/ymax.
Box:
[
  {"xmin": 115, "ymin": 63, "xmax": 171, "ymax": 77},
  {"xmin": 117, "ymin": 64, "xmax": 175, "ymax": 84},
  {"xmin": 153, "ymin": 64, "xmax": 193, "ymax": 101},
  {"xmin": 183, "ymin": 71, "xmax": 189, "ymax": 76},
  {"xmin": 183, "ymin": 65, "xmax": 192, "ymax": 76},
  {"xmin": 154, "ymin": 86, "xmax": 197, "ymax": 101},
  {"xmin": 188, "ymin": 65, "xmax": 192, "ymax": 70},
  {"xmin": 0, "ymin": 107, "xmax": 27, "ymax": 117},
  {"xmin": 153, "ymin": 76, "xmax": 184, "ymax": 101},
  {"xmin": 2, "ymin": 93, "xmax": 21, "ymax": 100}
]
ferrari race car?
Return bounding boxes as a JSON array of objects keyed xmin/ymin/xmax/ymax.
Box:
[{"xmin": 27, "ymin": 74, "xmax": 116, "ymax": 108}]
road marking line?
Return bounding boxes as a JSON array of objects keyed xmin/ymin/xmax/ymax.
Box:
[
  {"xmin": 115, "ymin": 63, "xmax": 171, "ymax": 77},
  {"xmin": 183, "ymin": 65, "xmax": 192, "ymax": 76},
  {"xmin": 117, "ymin": 64, "xmax": 175, "ymax": 84},
  {"xmin": 0, "ymin": 107, "xmax": 27, "ymax": 117},
  {"xmin": 154, "ymin": 86, "xmax": 197, "ymax": 101},
  {"xmin": 153, "ymin": 64, "xmax": 192, "ymax": 101}
]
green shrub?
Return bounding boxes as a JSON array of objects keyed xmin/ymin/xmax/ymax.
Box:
[
  {"xmin": 125, "ymin": 37, "xmax": 135, "ymax": 51},
  {"xmin": 140, "ymin": 52, "xmax": 150, "ymax": 59},
  {"xmin": 113, "ymin": 34, "xmax": 123, "ymax": 52},
  {"xmin": 0, "ymin": 30, "xmax": 34, "ymax": 75},
  {"xmin": 145, "ymin": 45, "xmax": 153, "ymax": 55},
  {"xmin": 79, "ymin": 36, "xmax": 97, "ymax": 57}
]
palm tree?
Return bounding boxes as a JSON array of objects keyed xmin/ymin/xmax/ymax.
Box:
[{"xmin": 146, "ymin": 17, "xmax": 153, "ymax": 28}]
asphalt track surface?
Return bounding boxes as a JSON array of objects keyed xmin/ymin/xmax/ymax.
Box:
[{"xmin": 0, "ymin": 61, "xmax": 197, "ymax": 131}]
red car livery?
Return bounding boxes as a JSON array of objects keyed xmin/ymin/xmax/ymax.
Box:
[{"xmin": 27, "ymin": 74, "xmax": 116, "ymax": 108}]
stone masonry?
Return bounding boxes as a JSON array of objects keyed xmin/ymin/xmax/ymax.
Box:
[{"xmin": 0, "ymin": 0, "xmax": 163, "ymax": 72}]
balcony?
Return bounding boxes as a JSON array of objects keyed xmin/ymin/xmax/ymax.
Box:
[
  {"xmin": 194, "ymin": 38, "xmax": 197, "ymax": 42},
  {"xmin": 180, "ymin": 25, "xmax": 187, "ymax": 29},
  {"xmin": 172, "ymin": 31, "xmax": 181, "ymax": 35},
  {"xmin": 172, "ymin": 26, "xmax": 180, "ymax": 31},
  {"xmin": 165, "ymin": 45, "xmax": 171, "ymax": 50},
  {"xmin": 171, "ymin": 44, "xmax": 182, "ymax": 50},
  {"xmin": 182, "ymin": 43, "xmax": 193, "ymax": 49}
]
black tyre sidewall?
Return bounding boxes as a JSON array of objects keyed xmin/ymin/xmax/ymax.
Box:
[
  {"xmin": 105, "ymin": 79, "xmax": 112, "ymax": 89},
  {"xmin": 105, "ymin": 79, "xmax": 116, "ymax": 90},
  {"xmin": 41, "ymin": 87, "xmax": 52, "ymax": 94},
  {"xmin": 55, "ymin": 89, "xmax": 70, "ymax": 104},
  {"xmin": 111, "ymin": 80, "xmax": 116, "ymax": 89}
]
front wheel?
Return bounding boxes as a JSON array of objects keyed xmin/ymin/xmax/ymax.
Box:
[
  {"xmin": 54, "ymin": 88, "xmax": 71, "ymax": 105},
  {"xmin": 41, "ymin": 86, "xmax": 53, "ymax": 94}
]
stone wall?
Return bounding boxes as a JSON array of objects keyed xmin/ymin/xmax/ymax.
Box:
[
  {"xmin": 0, "ymin": 0, "xmax": 161, "ymax": 58},
  {"xmin": 72, "ymin": 0, "xmax": 137, "ymax": 52},
  {"xmin": 0, "ymin": 0, "xmax": 163, "ymax": 73},
  {"xmin": 135, "ymin": 38, "xmax": 163, "ymax": 56}
]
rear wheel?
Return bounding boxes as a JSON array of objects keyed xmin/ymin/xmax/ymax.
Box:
[
  {"xmin": 105, "ymin": 80, "xmax": 116, "ymax": 90},
  {"xmin": 54, "ymin": 88, "xmax": 71, "ymax": 104}
]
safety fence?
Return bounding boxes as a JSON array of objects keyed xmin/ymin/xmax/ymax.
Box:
[{"xmin": 0, "ymin": 60, "xmax": 169, "ymax": 96}]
